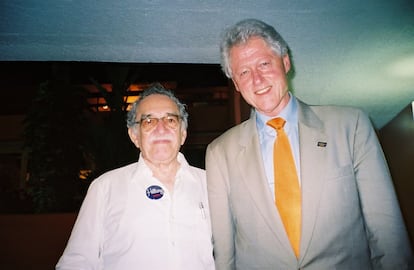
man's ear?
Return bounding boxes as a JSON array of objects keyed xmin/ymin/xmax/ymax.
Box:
[
  {"xmin": 180, "ymin": 129, "xmax": 187, "ymax": 146},
  {"xmin": 282, "ymin": 54, "xmax": 291, "ymax": 74},
  {"xmin": 232, "ymin": 79, "xmax": 241, "ymax": 92},
  {"xmin": 128, "ymin": 127, "xmax": 140, "ymax": 149}
]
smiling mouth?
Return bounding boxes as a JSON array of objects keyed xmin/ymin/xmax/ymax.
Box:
[{"xmin": 255, "ymin": 86, "xmax": 271, "ymax": 95}]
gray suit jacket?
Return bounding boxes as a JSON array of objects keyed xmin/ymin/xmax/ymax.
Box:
[{"xmin": 206, "ymin": 99, "xmax": 413, "ymax": 270}]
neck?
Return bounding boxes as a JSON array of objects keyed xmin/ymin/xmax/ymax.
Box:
[{"xmin": 146, "ymin": 159, "xmax": 181, "ymax": 193}]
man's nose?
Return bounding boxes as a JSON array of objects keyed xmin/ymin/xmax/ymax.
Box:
[
  {"xmin": 251, "ymin": 69, "xmax": 263, "ymax": 84},
  {"xmin": 153, "ymin": 119, "xmax": 168, "ymax": 133}
]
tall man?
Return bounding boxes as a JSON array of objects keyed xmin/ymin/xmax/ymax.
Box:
[{"xmin": 206, "ymin": 18, "xmax": 413, "ymax": 269}]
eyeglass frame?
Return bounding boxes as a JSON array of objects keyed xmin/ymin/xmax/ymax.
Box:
[{"xmin": 134, "ymin": 113, "xmax": 182, "ymax": 131}]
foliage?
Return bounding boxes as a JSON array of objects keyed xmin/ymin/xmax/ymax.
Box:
[
  {"xmin": 23, "ymin": 63, "xmax": 139, "ymax": 213},
  {"xmin": 24, "ymin": 78, "xmax": 89, "ymax": 212},
  {"xmin": 84, "ymin": 65, "xmax": 138, "ymax": 179}
]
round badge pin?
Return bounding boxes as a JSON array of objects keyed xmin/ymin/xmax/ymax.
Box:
[{"xmin": 146, "ymin": 185, "xmax": 164, "ymax": 200}]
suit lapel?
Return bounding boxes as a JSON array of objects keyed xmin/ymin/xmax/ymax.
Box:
[
  {"xmin": 236, "ymin": 116, "xmax": 293, "ymax": 254},
  {"xmin": 233, "ymin": 103, "xmax": 329, "ymax": 260},
  {"xmin": 297, "ymin": 101, "xmax": 327, "ymax": 260}
]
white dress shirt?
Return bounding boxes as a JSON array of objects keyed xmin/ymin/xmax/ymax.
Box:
[{"xmin": 56, "ymin": 152, "xmax": 215, "ymax": 270}]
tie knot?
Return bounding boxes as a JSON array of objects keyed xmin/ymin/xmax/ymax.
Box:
[{"xmin": 267, "ymin": 117, "xmax": 286, "ymax": 131}]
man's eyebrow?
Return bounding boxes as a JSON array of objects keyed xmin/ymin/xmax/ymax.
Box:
[
  {"xmin": 139, "ymin": 113, "xmax": 152, "ymax": 119},
  {"xmin": 139, "ymin": 112, "xmax": 178, "ymax": 119}
]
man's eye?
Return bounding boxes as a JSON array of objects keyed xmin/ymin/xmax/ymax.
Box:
[
  {"xmin": 144, "ymin": 118, "xmax": 154, "ymax": 125},
  {"xmin": 240, "ymin": 70, "xmax": 249, "ymax": 77},
  {"xmin": 167, "ymin": 116, "xmax": 178, "ymax": 123}
]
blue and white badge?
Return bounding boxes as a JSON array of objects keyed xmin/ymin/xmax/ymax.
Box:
[{"xmin": 146, "ymin": 185, "xmax": 164, "ymax": 200}]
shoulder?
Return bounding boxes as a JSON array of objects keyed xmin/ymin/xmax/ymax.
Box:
[
  {"xmin": 89, "ymin": 162, "xmax": 138, "ymax": 190},
  {"xmin": 312, "ymin": 104, "xmax": 364, "ymax": 116},
  {"xmin": 298, "ymin": 98, "xmax": 363, "ymax": 114},
  {"xmin": 187, "ymin": 165, "xmax": 206, "ymax": 179},
  {"xmin": 208, "ymin": 117, "xmax": 254, "ymax": 149},
  {"xmin": 178, "ymin": 153, "xmax": 206, "ymax": 182},
  {"xmin": 298, "ymin": 99, "xmax": 371, "ymax": 127}
]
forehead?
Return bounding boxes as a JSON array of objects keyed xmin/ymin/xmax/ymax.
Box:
[
  {"xmin": 230, "ymin": 37, "xmax": 274, "ymax": 60},
  {"xmin": 137, "ymin": 94, "xmax": 178, "ymax": 115}
]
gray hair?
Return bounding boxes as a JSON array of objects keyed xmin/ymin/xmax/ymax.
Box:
[
  {"xmin": 126, "ymin": 83, "xmax": 189, "ymax": 130},
  {"xmin": 220, "ymin": 18, "xmax": 289, "ymax": 78}
]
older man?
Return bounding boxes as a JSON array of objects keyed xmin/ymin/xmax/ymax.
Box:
[{"xmin": 57, "ymin": 83, "xmax": 215, "ymax": 270}]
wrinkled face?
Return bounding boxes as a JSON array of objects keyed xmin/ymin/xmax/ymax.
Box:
[
  {"xmin": 128, "ymin": 94, "xmax": 186, "ymax": 165},
  {"xmin": 229, "ymin": 37, "xmax": 291, "ymax": 117}
]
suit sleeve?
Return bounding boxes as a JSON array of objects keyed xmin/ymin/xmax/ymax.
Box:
[
  {"xmin": 353, "ymin": 110, "xmax": 413, "ymax": 269},
  {"xmin": 206, "ymin": 142, "xmax": 235, "ymax": 270}
]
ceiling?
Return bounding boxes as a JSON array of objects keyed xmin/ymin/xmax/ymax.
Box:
[{"xmin": 1, "ymin": 0, "xmax": 414, "ymax": 129}]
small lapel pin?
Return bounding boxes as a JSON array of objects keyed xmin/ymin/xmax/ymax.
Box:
[{"xmin": 317, "ymin": 141, "xmax": 327, "ymax": 147}]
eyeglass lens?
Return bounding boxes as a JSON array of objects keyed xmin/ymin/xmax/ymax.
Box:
[{"xmin": 139, "ymin": 114, "xmax": 180, "ymax": 131}]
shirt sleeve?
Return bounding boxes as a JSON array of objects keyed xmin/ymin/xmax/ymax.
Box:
[{"xmin": 56, "ymin": 180, "xmax": 105, "ymax": 270}]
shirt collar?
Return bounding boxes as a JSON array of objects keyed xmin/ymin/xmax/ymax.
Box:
[
  {"xmin": 134, "ymin": 152, "xmax": 193, "ymax": 182},
  {"xmin": 256, "ymin": 92, "xmax": 298, "ymax": 134}
]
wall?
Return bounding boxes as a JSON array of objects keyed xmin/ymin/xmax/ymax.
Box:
[
  {"xmin": 378, "ymin": 103, "xmax": 414, "ymax": 246},
  {"xmin": 0, "ymin": 213, "xmax": 77, "ymax": 270}
]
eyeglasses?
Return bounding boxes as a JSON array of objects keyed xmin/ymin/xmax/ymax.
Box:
[{"xmin": 135, "ymin": 114, "xmax": 181, "ymax": 132}]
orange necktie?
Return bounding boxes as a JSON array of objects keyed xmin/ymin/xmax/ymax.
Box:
[{"xmin": 267, "ymin": 117, "xmax": 301, "ymax": 258}]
